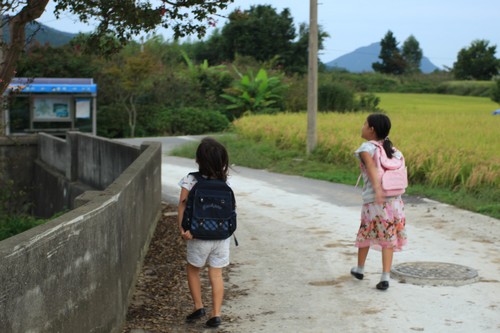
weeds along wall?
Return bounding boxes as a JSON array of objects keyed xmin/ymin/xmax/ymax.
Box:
[
  {"xmin": 0, "ymin": 135, "xmax": 38, "ymax": 212},
  {"xmin": 0, "ymin": 133, "xmax": 162, "ymax": 333}
]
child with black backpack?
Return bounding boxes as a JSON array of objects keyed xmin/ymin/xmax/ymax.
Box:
[
  {"xmin": 350, "ymin": 113, "xmax": 408, "ymax": 291},
  {"xmin": 177, "ymin": 137, "xmax": 236, "ymax": 328}
]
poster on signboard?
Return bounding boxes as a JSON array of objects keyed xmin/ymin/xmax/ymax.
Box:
[
  {"xmin": 76, "ymin": 98, "xmax": 91, "ymax": 119},
  {"xmin": 33, "ymin": 97, "xmax": 71, "ymax": 120}
]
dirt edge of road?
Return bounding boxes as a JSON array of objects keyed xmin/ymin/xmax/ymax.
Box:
[{"xmin": 122, "ymin": 203, "xmax": 242, "ymax": 333}]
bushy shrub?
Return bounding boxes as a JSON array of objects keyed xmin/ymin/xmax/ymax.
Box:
[
  {"xmin": 356, "ymin": 93, "xmax": 382, "ymax": 112},
  {"xmin": 159, "ymin": 107, "xmax": 230, "ymax": 135},
  {"xmin": 436, "ymin": 80, "xmax": 494, "ymax": 97},
  {"xmin": 490, "ymin": 78, "xmax": 500, "ymax": 104},
  {"xmin": 321, "ymin": 72, "xmax": 400, "ymax": 92},
  {"xmin": 0, "ymin": 178, "xmax": 44, "ymax": 241},
  {"xmin": 318, "ymin": 81, "xmax": 355, "ymax": 112},
  {"xmin": 283, "ymin": 74, "xmax": 307, "ymax": 112},
  {"xmin": 97, "ymin": 104, "xmax": 128, "ymax": 138},
  {"xmin": 0, "ymin": 215, "xmax": 46, "ymax": 241}
]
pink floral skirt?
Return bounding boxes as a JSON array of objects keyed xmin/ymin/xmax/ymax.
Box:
[{"xmin": 355, "ymin": 197, "xmax": 407, "ymax": 251}]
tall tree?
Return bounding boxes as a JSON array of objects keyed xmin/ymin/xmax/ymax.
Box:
[
  {"xmin": 402, "ymin": 35, "xmax": 423, "ymax": 74},
  {"xmin": 372, "ymin": 30, "xmax": 406, "ymax": 75},
  {"xmin": 16, "ymin": 39, "xmax": 98, "ymax": 78},
  {"xmin": 220, "ymin": 5, "xmax": 296, "ymax": 63},
  {"xmin": 196, "ymin": 5, "xmax": 328, "ymax": 75},
  {"xmin": 0, "ymin": 0, "xmax": 234, "ymax": 135},
  {"xmin": 453, "ymin": 39, "xmax": 499, "ymax": 80},
  {"xmin": 282, "ymin": 22, "xmax": 329, "ymax": 75},
  {"xmin": 100, "ymin": 46, "xmax": 162, "ymax": 137}
]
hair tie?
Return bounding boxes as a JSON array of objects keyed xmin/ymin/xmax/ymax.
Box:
[{"xmin": 384, "ymin": 137, "xmax": 390, "ymax": 141}]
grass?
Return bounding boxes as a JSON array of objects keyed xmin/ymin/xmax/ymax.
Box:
[{"xmin": 171, "ymin": 133, "xmax": 499, "ymax": 219}]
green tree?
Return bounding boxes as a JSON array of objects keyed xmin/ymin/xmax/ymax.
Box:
[
  {"xmin": 0, "ymin": 0, "xmax": 234, "ymax": 134},
  {"xmin": 372, "ymin": 30, "xmax": 406, "ymax": 75},
  {"xmin": 453, "ymin": 40, "xmax": 499, "ymax": 80},
  {"xmin": 187, "ymin": 5, "xmax": 328, "ymax": 75},
  {"xmin": 100, "ymin": 47, "xmax": 162, "ymax": 137},
  {"xmin": 185, "ymin": 29, "xmax": 227, "ymax": 66},
  {"xmin": 16, "ymin": 39, "xmax": 98, "ymax": 77},
  {"xmin": 282, "ymin": 23, "xmax": 329, "ymax": 75},
  {"xmin": 402, "ymin": 35, "xmax": 423, "ymax": 74},
  {"xmin": 220, "ymin": 5, "xmax": 295, "ymax": 63}
]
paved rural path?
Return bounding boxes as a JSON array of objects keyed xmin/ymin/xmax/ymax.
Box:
[{"xmin": 120, "ymin": 136, "xmax": 500, "ymax": 333}]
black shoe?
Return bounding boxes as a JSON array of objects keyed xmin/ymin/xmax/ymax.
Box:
[
  {"xmin": 350, "ymin": 268, "xmax": 364, "ymax": 280},
  {"xmin": 376, "ymin": 281, "xmax": 389, "ymax": 290},
  {"xmin": 186, "ymin": 308, "xmax": 205, "ymax": 322},
  {"xmin": 206, "ymin": 316, "xmax": 221, "ymax": 328}
]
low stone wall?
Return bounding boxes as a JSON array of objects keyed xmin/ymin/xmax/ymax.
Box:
[
  {"xmin": 0, "ymin": 133, "xmax": 162, "ymax": 333},
  {"xmin": 34, "ymin": 132, "xmax": 142, "ymax": 218}
]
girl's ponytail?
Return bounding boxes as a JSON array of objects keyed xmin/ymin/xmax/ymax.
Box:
[
  {"xmin": 383, "ymin": 137, "xmax": 394, "ymax": 159},
  {"xmin": 367, "ymin": 113, "xmax": 395, "ymax": 158}
]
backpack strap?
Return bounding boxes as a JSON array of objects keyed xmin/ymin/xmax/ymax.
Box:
[
  {"xmin": 189, "ymin": 171, "xmax": 204, "ymax": 183},
  {"xmin": 356, "ymin": 141, "xmax": 382, "ymax": 188},
  {"xmin": 369, "ymin": 140, "xmax": 383, "ymax": 168}
]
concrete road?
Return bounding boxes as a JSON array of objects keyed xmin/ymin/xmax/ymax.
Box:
[{"xmin": 120, "ymin": 136, "xmax": 500, "ymax": 333}]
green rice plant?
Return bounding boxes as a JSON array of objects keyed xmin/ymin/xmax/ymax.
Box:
[{"xmin": 233, "ymin": 93, "xmax": 499, "ymax": 191}]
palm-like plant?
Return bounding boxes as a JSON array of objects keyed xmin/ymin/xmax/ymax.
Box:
[{"xmin": 221, "ymin": 68, "xmax": 288, "ymax": 118}]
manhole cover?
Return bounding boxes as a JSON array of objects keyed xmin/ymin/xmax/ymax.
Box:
[{"xmin": 391, "ymin": 262, "xmax": 479, "ymax": 286}]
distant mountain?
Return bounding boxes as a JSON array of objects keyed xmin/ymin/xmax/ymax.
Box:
[
  {"xmin": 2, "ymin": 18, "xmax": 78, "ymax": 46},
  {"xmin": 325, "ymin": 42, "xmax": 440, "ymax": 74}
]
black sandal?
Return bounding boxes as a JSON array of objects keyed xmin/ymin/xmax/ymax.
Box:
[{"xmin": 186, "ymin": 308, "xmax": 206, "ymax": 322}]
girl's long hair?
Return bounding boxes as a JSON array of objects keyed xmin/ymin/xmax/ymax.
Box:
[
  {"xmin": 196, "ymin": 137, "xmax": 229, "ymax": 181},
  {"xmin": 367, "ymin": 113, "xmax": 394, "ymax": 158}
]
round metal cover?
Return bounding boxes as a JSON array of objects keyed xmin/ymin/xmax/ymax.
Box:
[{"xmin": 391, "ymin": 262, "xmax": 479, "ymax": 286}]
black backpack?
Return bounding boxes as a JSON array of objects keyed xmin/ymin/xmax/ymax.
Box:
[{"xmin": 181, "ymin": 172, "xmax": 237, "ymax": 242}]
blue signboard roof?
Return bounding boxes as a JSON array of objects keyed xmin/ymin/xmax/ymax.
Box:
[{"xmin": 6, "ymin": 77, "xmax": 97, "ymax": 94}]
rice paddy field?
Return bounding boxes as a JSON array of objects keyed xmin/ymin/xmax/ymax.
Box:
[{"xmin": 233, "ymin": 93, "xmax": 499, "ymax": 191}]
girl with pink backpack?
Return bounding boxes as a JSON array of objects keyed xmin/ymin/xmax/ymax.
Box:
[{"xmin": 350, "ymin": 113, "xmax": 408, "ymax": 291}]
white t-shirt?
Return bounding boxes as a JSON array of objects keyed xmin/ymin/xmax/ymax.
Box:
[
  {"xmin": 354, "ymin": 141, "xmax": 402, "ymax": 204},
  {"xmin": 178, "ymin": 173, "xmax": 199, "ymax": 191}
]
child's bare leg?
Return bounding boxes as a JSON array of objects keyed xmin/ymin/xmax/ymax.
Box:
[
  {"xmin": 351, "ymin": 247, "xmax": 370, "ymax": 279},
  {"xmin": 357, "ymin": 246, "xmax": 370, "ymax": 267},
  {"xmin": 381, "ymin": 247, "xmax": 394, "ymax": 273},
  {"xmin": 187, "ymin": 263, "xmax": 203, "ymax": 310},
  {"xmin": 208, "ymin": 267, "xmax": 224, "ymax": 317}
]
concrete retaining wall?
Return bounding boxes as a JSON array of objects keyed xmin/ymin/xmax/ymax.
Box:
[
  {"xmin": 34, "ymin": 133, "xmax": 141, "ymax": 218},
  {"xmin": 0, "ymin": 133, "xmax": 162, "ymax": 333}
]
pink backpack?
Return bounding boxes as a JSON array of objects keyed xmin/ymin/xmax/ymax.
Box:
[{"xmin": 360, "ymin": 141, "xmax": 408, "ymax": 196}]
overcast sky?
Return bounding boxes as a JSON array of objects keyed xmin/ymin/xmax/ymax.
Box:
[{"xmin": 39, "ymin": 0, "xmax": 500, "ymax": 69}]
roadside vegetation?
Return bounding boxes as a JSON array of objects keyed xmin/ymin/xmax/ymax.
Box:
[
  {"xmin": 172, "ymin": 133, "xmax": 499, "ymax": 220},
  {"xmin": 0, "ymin": 180, "xmax": 45, "ymax": 241},
  {"xmin": 171, "ymin": 93, "xmax": 499, "ymax": 219},
  {"xmin": 2, "ymin": 4, "xmax": 499, "ymax": 239}
]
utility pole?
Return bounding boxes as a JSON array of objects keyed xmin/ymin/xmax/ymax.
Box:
[
  {"xmin": 0, "ymin": 15, "xmax": 6, "ymax": 136},
  {"xmin": 306, "ymin": 0, "xmax": 318, "ymax": 154}
]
